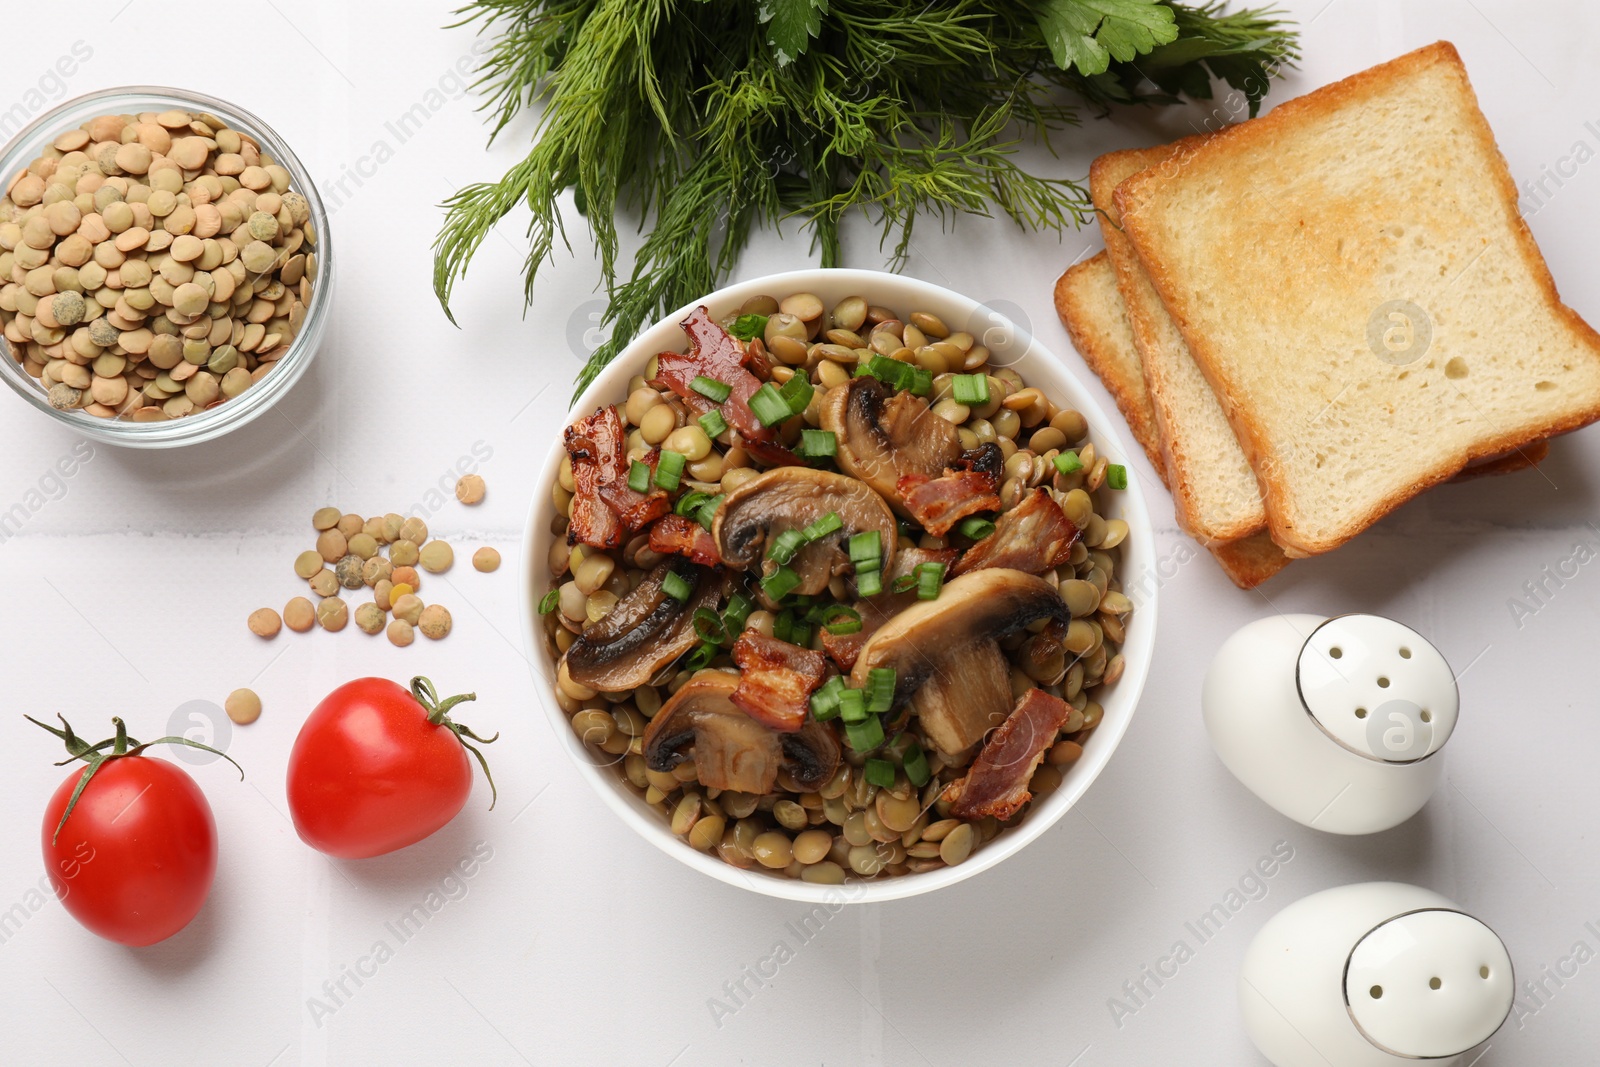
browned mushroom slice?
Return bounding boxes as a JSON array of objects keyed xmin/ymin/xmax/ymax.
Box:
[
  {"xmin": 944, "ymin": 688, "xmax": 1072, "ymax": 820},
  {"xmin": 711, "ymin": 467, "xmax": 898, "ymax": 597},
  {"xmin": 641, "ymin": 671, "xmax": 840, "ymax": 794},
  {"xmin": 560, "ymin": 559, "xmax": 718, "ymax": 692},
  {"xmin": 907, "ymin": 640, "xmax": 1013, "ymax": 758},
  {"xmin": 820, "ymin": 376, "xmax": 961, "ymax": 518},
  {"xmin": 952, "ymin": 488, "xmax": 1080, "ymax": 576},
  {"xmin": 850, "ymin": 569, "xmax": 1068, "ymax": 757}
]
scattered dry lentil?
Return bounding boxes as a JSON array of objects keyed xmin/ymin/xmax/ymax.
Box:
[
  {"xmin": 225, "ymin": 688, "xmax": 262, "ymax": 725},
  {"xmin": 418, "ymin": 604, "xmax": 452, "ymax": 639},
  {"xmin": 247, "ymin": 607, "xmax": 280, "ymax": 638},
  {"xmin": 455, "ymin": 474, "xmax": 486, "ymax": 504},
  {"xmin": 472, "ymin": 547, "xmax": 500, "ymax": 572}
]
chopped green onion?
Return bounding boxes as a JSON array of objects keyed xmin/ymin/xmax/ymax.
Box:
[
  {"xmin": 627, "ymin": 460, "xmax": 651, "ymax": 494},
  {"xmin": 810, "ymin": 676, "xmax": 845, "ymax": 721},
  {"xmin": 728, "ymin": 313, "xmax": 767, "ymax": 341},
  {"xmin": 748, "ymin": 383, "xmax": 792, "ymax": 426},
  {"xmin": 685, "ymin": 642, "xmax": 718, "ymax": 670},
  {"xmin": 857, "ymin": 354, "xmax": 914, "ymax": 390},
  {"xmin": 864, "ymin": 758, "xmax": 896, "ymax": 788},
  {"xmin": 801, "ymin": 511, "xmax": 843, "ymax": 542},
  {"xmin": 661, "ymin": 569, "xmax": 692, "ymax": 602},
  {"xmin": 957, "ymin": 515, "xmax": 996, "ymax": 540},
  {"xmin": 538, "ymin": 589, "xmax": 559, "ymax": 615},
  {"xmin": 909, "ymin": 366, "xmax": 933, "ymax": 396},
  {"xmin": 837, "ymin": 689, "xmax": 867, "ymax": 724},
  {"xmin": 654, "ymin": 449, "xmax": 686, "ymax": 490},
  {"xmin": 777, "ymin": 372, "xmax": 813, "ymax": 415},
  {"xmin": 1106, "ymin": 463, "xmax": 1128, "ymax": 490},
  {"xmin": 723, "ymin": 592, "xmax": 754, "ymax": 634},
  {"xmin": 903, "ymin": 743, "xmax": 931, "ymax": 787},
  {"xmin": 796, "ymin": 428, "xmax": 837, "ymax": 458},
  {"xmin": 865, "ymin": 667, "xmax": 896, "ymax": 714},
  {"xmin": 844, "ymin": 716, "xmax": 885, "ymax": 752},
  {"xmin": 848, "ymin": 531, "xmax": 882, "ymax": 567},
  {"xmin": 694, "ymin": 494, "xmax": 724, "ymax": 530},
  {"xmin": 692, "ymin": 607, "xmax": 726, "ymax": 645},
  {"xmin": 1053, "ymin": 450, "xmax": 1083, "ymax": 475},
  {"xmin": 951, "ymin": 373, "xmax": 989, "ymax": 406},
  {"xmin": 674, "ymin": 489, "xmax": 712, "ymax": 517},
  {"xmin": 891, "ymin": 574, "xmax": 917, "ymax": 594},
  {"xmin": 856, "ymin": 567, "xmax": 883, "ymax": 598},
  {"xmin": 690, "ymin": 375, "xmax": 732, "ymax": 404},
  {"xmin": 698, "ymin": 409, "xmax": 729, "ymax": 438},
  {"xmin": 761, "ymin": 565, "xmax": 802, "ymax": 601},
  {"xmin": 818, "ymin": 604, "xmax": 862, "ymax": 636},
  {"xmin": 767, "ymin": 528, "xmax": 807, "ymax": 565},
  {"xmin": 915, "ymin": 561, "xmax": 946, "ymax": 601},
  {"xmin": 774, "ymin": 609, "xmax": 810, "ymax": 647}
]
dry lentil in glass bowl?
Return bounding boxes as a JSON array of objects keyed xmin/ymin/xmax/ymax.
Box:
[
  {"xmin": 521, "ymin": 269, "xmax": 1157, "ymax": 903},
  {"xmin": 0, "ymin": 86, "xmax": 332, "ymax": 447}
]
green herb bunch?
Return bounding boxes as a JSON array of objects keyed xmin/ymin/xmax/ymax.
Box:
[{"xmin": 434, "ymin": 0, "xmax": 1299, "ymax": 397}]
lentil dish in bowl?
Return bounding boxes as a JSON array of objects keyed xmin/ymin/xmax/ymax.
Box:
[{"xmin": 522, "ymin": 269, "xmax": 1156, "ymax": 903}]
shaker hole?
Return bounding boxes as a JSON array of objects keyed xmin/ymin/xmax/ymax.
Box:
[
  {"xmin": 1370, "ymin": 985, "xmax": 1383, "ymax": 999},
  {"xmin": 1329, "ymin": 646, "xmax": 1343, "ymax": 659},
  {"xmin": 1399, "ymin": 647, "xmax": 1412, "ymax": 659},
  {"xmin": 1377, "ymin": 676, "xmax": 1391, "ymax": 688},
  {"xmin": 1429, "ymin": 977, "xmax": 1442, "ymax": 990}
]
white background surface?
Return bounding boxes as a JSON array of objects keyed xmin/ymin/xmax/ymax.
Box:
[{"xmin": 1, "ymin": 1, "xmax": 1597, "ymax": 1064}]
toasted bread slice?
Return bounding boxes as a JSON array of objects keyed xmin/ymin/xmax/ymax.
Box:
[
  {"xmin": 1053, "ymin": 253, "xmax": 1164, "ymax": 474},
  {"xmin": 1054, "ymin": 252, "xmax": 1289, "ymax": 589},
  {"xmin": 1115, "ymin": 41, "xmax": 1600, "ymax": 555},
  {"xmin": 1091, "ymin": 136, "xmax": 1269, "ymax": 545}
]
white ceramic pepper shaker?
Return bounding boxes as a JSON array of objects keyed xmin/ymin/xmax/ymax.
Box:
[
  {"xmin": 1240, "ymin": 882, "xmax": 1514, "ymax": 1067},
  {"xmin": 1202, "ymin": 613, "xmax": 1458, "ymax": 834}
]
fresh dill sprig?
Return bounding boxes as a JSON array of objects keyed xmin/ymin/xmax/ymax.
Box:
[{"xmin": 434, "ymin": 0, "xmax": 1299, "ymax": 399}]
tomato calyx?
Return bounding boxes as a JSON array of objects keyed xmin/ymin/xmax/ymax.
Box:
[
  {"xmin": 27, "ymin": 713, "xmax": 243, "ymax": 844},
  {"xmin": 409, "ymin": 675, "xmax": 500, "ymax": 809}
]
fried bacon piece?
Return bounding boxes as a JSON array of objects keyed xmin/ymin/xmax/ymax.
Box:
[
  {"xmin": 897, "ymin": 443, "xmax": 1002, "ymax": 536},
  {"xmin": 648, "ymin": 514, "xmax": 723, "ymax": 567},
  {"xmin": 818, "ymin": 547, "xmax": 959, "ymax": 672},
  {"xmin": 653, "ymin": 306, "xmax": 800, "ymax": 468},
  {"xmin": 943, "ymin": 688, "xmax": 1072, "ymax": 820},
  {"xmin": 564, "ymin": 406, "xmax": 626, "ymax": 548},
  {"xmin": 952, "ymin": 487, "xmax": 1080, "ymax": 576},
  {"xmin": 730, "ymin": 631, "xmax": 828, "ymax": 732}
]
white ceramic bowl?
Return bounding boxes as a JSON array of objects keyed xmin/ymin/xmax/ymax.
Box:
[{"xmin": 519, "ymin": 268, "xmax": 1158, "ymax": 902}]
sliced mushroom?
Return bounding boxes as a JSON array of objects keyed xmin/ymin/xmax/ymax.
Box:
[
  {"xmin": 850, "ymin": 568, "xmax": 1068, "ymax": 757},
  {"xmin": 712, "ymin": 466, "xmax": 898, "ymax": 597},
  {"xmin": 907, "ymin": 640, "xmax": 1013, "ymax": 760},
  {"xmin": 820, "ymin": 376, "xmax": 961, "ymax": 518},
  {"xmin": 560, "ymin": 559, "xmax": 719, "ymax": 692},
  {"xmin": 944, "ymin": 687, "xmax": 1073, "ymax": 820},
  {"xmin": 642, "ymin": 671, "xmax": 841, "ymax": 794}
]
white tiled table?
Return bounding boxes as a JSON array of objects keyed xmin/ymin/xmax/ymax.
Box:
[{"xmin": 2, "ymin": 2, "xmax": 1596, "ymax": 1063}]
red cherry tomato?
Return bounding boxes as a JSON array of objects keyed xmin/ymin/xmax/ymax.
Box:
[
  {"xmin": 29, "ymin": 714, "xmax": 239, "ymax": 948},
  {"xmin": 286, "ymin": 676, "xmax": 497, "ymax": 858}
]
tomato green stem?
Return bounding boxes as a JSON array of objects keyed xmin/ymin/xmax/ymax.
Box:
[
  {"xmin": 408, "ymin": 676, "xmax": 500, "ymax": 810},
  {"xmin": 27, "ymin": 713, "xmax": 243, "ymax": 844}
]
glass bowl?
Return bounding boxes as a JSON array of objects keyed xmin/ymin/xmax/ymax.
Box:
[{"xmin": 0, "ymin": 86, "xmax": 333, "ymax": 447}]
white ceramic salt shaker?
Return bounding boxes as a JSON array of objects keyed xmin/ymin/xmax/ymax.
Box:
[
  {"xmin": 1240, "ymin": 882, "xmax": 1514, "ymax": 1066},
  {"xmin": 1202, "ymin": 613, "xmax": 1458, "ymax": 834}
]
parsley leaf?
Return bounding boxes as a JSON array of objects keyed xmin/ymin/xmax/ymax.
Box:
[
  {"xmin": 1038, "ymin": 0, "xmax": 1181, "ymax": 76},
  {"xmin": 760, "ymin": 0, "xmax": 829, "ymax": 67}
]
